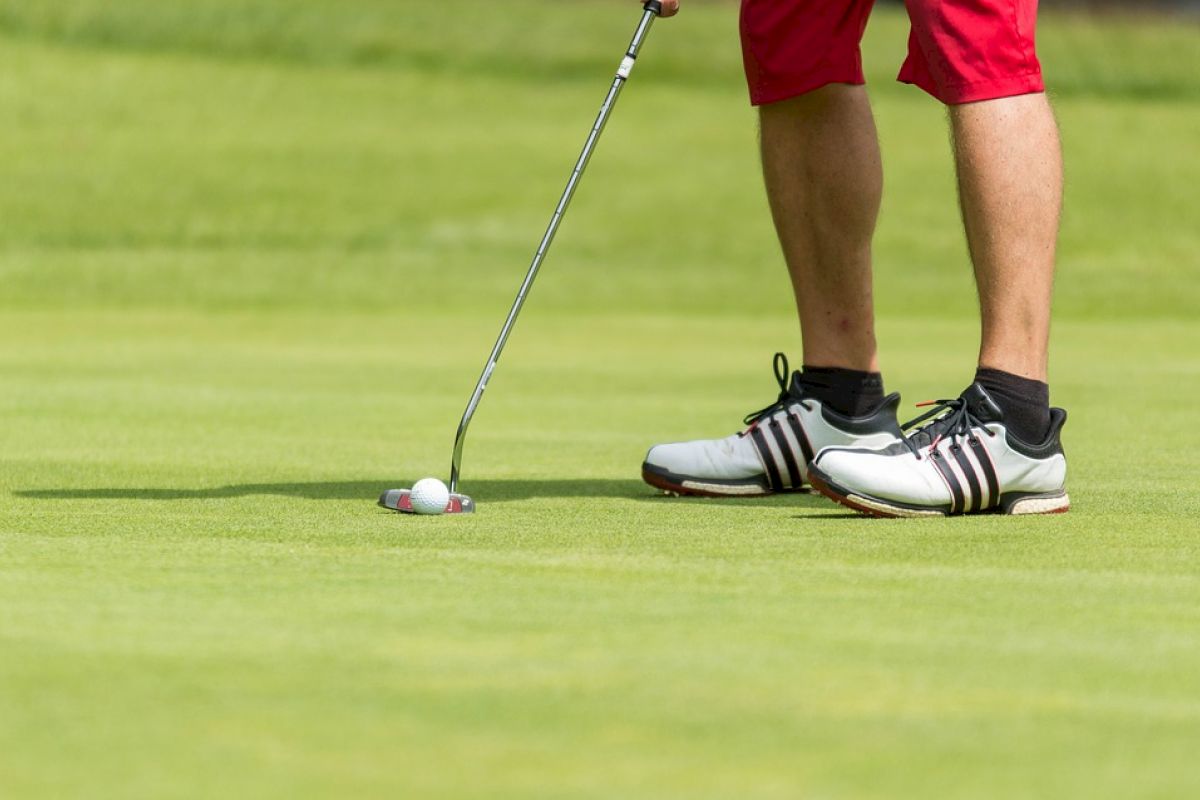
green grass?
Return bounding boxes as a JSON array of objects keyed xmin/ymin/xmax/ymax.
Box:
[{"xmin": 1, "ymin": 2, "xmax": 1198, "ymax": 797}]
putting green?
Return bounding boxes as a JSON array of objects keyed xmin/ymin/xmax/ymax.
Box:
[{"xmin": 1, "ymin": 2, "xmax": 1198, "ymax": 798}]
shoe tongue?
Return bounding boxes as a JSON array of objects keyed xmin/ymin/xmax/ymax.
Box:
[
  {"xmin": 962, "ymin": 383, "xmax": 1004, "ymax": 423},
  {"xmin": 787, "ymin": 371, "xmax": 806, "ymax": 400}
]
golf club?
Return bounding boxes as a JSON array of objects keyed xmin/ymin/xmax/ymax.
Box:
[{"xmin": 381, "ymin": 1, "xmax": 665, "ymax": 515}]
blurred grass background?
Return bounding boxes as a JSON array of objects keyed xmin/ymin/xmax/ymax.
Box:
[
  {"xmin": 0, "ymin": 0, "xmax": 1197, "ymax": 319},
  {"xmin": 0, "ymin": 2, "xmax": 1198, "ymax": 799}
]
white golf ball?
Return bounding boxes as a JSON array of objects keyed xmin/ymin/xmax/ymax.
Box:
[{"xmin": 409, "ymin": 477, "xmax": 450, "ymax": 515}]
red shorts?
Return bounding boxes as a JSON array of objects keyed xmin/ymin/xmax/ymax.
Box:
[{"xmin": 740, "ymin": 0, "xmax": 1045, "ymax": 106}]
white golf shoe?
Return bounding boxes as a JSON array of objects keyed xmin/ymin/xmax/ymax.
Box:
[
  {"xmin": 642, "ymin": 354, "xmax": 904, "ymax": 497},
  {"xmin": 807, "ymin": 383, "xmax": 1069, "ymax": 517}
]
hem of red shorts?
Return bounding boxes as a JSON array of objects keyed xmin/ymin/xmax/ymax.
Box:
[
  {"xmin": 749, "ymin": 66, "xmax": 866, "ymax": 107},
  {"xmin": 898, "ymin": 71, "xmax": 1045, "ymax": 105}
]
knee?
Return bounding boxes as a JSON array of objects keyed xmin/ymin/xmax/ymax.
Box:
[{"xmin": 760, "ymin": 83, "xmax": 865, "ymax": 119}]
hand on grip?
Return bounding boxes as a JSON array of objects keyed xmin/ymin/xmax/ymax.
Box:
[{"xmin": 642, "ymin": 0, "xmax": 679, "ymax": 18}]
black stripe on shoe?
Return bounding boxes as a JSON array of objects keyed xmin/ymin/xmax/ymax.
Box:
[
  {"xmin": 768, "ymin": 418, "xmax": 802, "ymax": 489},
  {"xmin": 929, "ymin": 449, "xmax": 965, "ymax": 514},
  {"xmin": 949, "ymin": 443, "xmax": 983, "ymax": 513},
  {"xmin": 785, "ymin": 411, "xmax": 815, "ymax": 466},
  {"xmin": 968, "ymin": 436, "xmax": 1000, "ymax": 510},
  {"xmin": 749, "ymin": 426, "xmax": 784, "ymax": 492}
]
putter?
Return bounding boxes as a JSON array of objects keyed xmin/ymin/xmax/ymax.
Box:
[{"xmin": 380, "ymin": 1, "xmax": 665, "ymax": 515}]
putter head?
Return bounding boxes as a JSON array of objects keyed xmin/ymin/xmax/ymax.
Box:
[{"xmin": 378, "ymin": 488, "xmax": 476, "ymax": 515}]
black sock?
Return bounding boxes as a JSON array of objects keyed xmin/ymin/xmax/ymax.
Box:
[
  {"xmin": 799, "ymin": 366, "xmax": 885, "ymax": 417},
  {"xmin": 974, "ymin": 367, "xmax": 1051, "ymax": 443}
]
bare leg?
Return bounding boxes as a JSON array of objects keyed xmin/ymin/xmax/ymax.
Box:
[
  {"xmin": 759, "ymin": 85, "xmax": 882, "ymax": 372},
  {"xmin": 950, "ymin": 93, "xmax": 1063, "ymax": 382}
]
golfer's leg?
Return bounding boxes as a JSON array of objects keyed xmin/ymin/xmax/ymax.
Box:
[
  {"xmin": 806, "ymin": 93, "xmax": 1070, "ymax": 516},
  {"xmin": 760, "ymin": 85, "xmax": 882, "ymax": 372},
  {"xmin": 642, "ymin": 94, "xmax": 899, "ymax": 500},
  {"xmin": 638, "ymin": 0, "xmax": 899, "ymax": 498},
  {"xmin": 951, "ymin": 94, "xmax": 1062, "ymax": 382},
  {"xmin": 898, "ymin": 0, "xmax": 1059, "ymax": 381}
]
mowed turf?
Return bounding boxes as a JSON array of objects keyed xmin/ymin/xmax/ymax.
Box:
[{"xmin": 1, "ymin": 2, "xmax": 1198, "ymax": 798}]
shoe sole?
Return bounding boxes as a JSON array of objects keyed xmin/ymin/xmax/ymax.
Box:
[
  {"xmin": 641, "ymin": 463, "xmax": 803, "ymax": 498},
  {"xmin": 807, "ymin": 466, "xmax": 1070, "ymax": 518}
]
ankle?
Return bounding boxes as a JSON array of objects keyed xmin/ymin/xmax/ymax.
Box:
[
  {"xmin": 974, "ymin": 367, "xmax": 1051, "ymax": 443},
  {"xmin": 799, "ymin": 366, "xmax": 885, "ymax": 417}
]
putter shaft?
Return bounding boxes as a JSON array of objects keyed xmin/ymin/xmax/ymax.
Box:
[{"xmin": 448, "ymin": 3, "xmax": 662, "ymax": 493}]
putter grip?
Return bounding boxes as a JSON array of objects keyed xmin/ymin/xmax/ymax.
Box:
[{"xmin": 643, "ymin": 0, "xmax": 663, "ymax": 14}]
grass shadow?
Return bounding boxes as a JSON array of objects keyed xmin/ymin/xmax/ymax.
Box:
[
  {"xmin": 14, "ymin": 479, "xmax": 832, "ymax": 509},
  {"xmin": 791, "ymin": 512, "xmax": 868, "ymax": 520}
]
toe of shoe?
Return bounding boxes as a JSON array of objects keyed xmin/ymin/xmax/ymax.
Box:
[
  {"xmin": 814, "ymin": 448, "xmax": 945, "ymax": 506},
  {"xmin": 643, "ymin": 442, "xmax": 691, "ymax": 474},
  {"xmin": 644, "ymin": 437, "xmax": 762, "ymax": 481}
]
